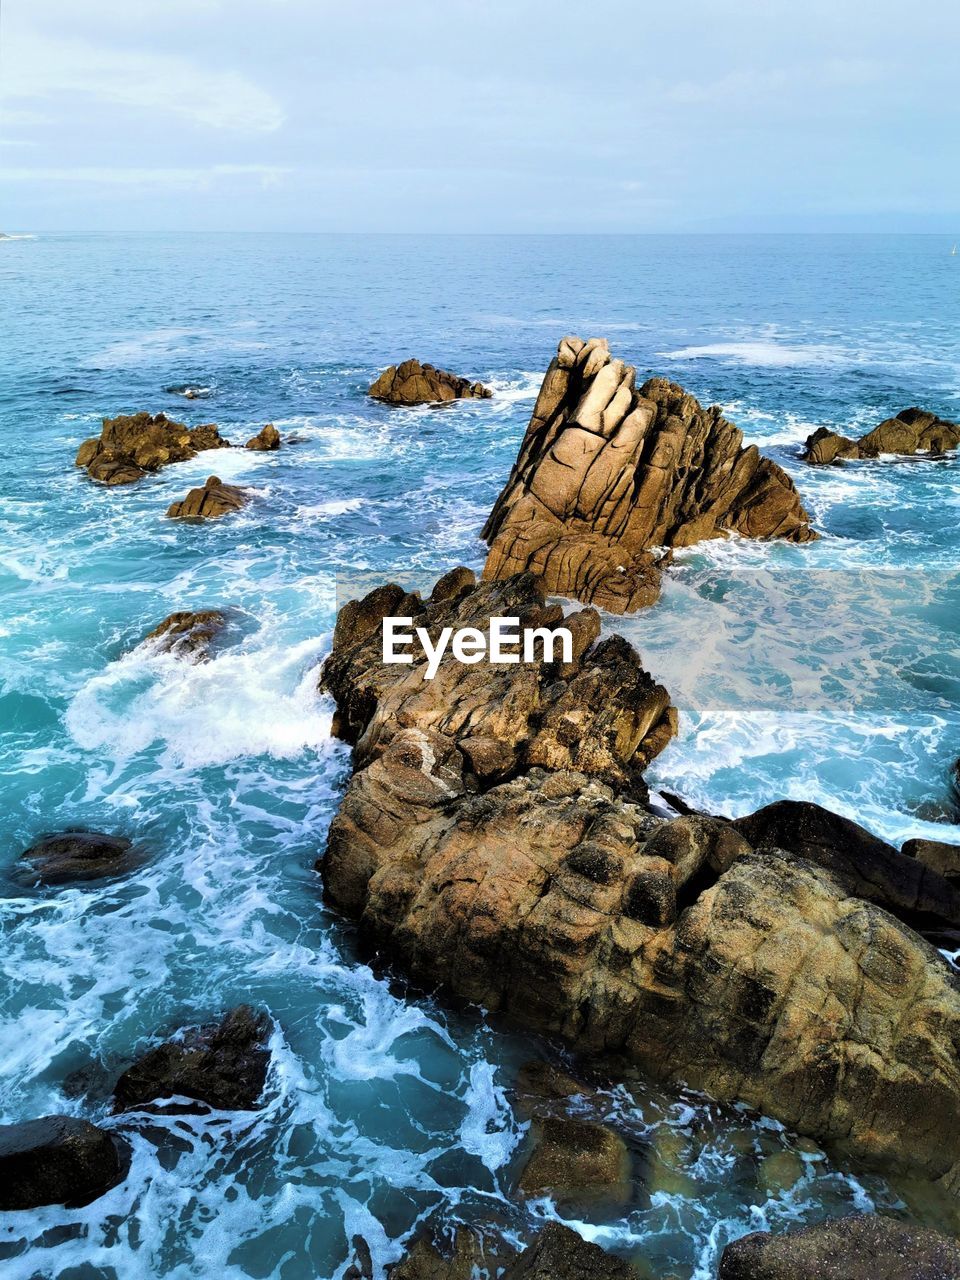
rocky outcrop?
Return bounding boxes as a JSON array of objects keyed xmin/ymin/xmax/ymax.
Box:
[
  {"xmin": 15, "ymin": 831, "xmax": 141, "ymax": 887},
  {"xmin": 166, "ymin": 475, "xmax": 250, "ymax": 520},
  {"xmin": 517, "ymin": 1115, "xmax": 631, "ymax": 1204},
  {"xmin": 718, "ymin": 1213, "xmax": 960, "ymax": 1280},
  {"xmin": 112, "ymin": 1005, "xmax": 270, "ymax": 1112},
  {"xmin": 75, "ymin": 412, "xmax": 229, "ymax": 485},
  {"xmin": 245, "ymin": 424, "xmax": 280, "ymax": 451},
  {"xmin": 481, "ymin": 337, "xmax": 817, "ymax": 613},
  {"xmin": 389, "ymin": 1224, "xmax": 635, "ymax": 1280},
  {"xmin": 319, "ymin": 570, "xmax": 960, "ymax": 1193},
  {"xmin": 142, "ymin": 609, "xmax": 227, "ymax": 660},
  {"xmin": 0, "ymin": 1116, "xmax": 127, "ymax": 1209},
  {"xmin": 904, "ymin": 838, "xmax": 960, "ymax": 884},
  {"xmin": 369, "ymin": 360, "xmax": 492, "ymax": 405},
  {"xmin": 803, "ymin": 410, "xmax": 960, "ymax": 465}
]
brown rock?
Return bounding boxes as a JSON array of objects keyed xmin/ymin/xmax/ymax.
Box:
[
  {"xmin": 142, "ymin": 609, "xmax": 227, "ymax": 660},
  {"xmin": 244, "ymin": 423, "xmax": 281, "ymax": 451},
  {"xmin": 166, "ymin": 474, "xmax": 250, "ymax": 520},
  {"xmin": 718, "ymin": 1213, "xmax": 960, "ymax": 1280},
  {"xmin": 517, "ymin": 1115, "xmax": 631, "ymax": 1204},
  {"xmin": 481, "ymin": 337, "xmax": 817, "ymax": 612},
  {"xmin": 0, "ymin": 1116, "xmax": 127, "ymax": 1210},
  {"xmin": 14, "ymin": 830, "xmax": 141, "ymax": 887},
  {"xmin": 904, "ymin": 838, "xmax": 960, "ymax": 882},
  {"xmin": 389, "ymin": 1228, "xmax": 513, "ymax": 1280},
  {"xmin": 75, "ymin": 412, "xmax": 230, "ymax": 485},
  {"xmin": 502, "ymin": 1223, "xmax": 637, "ymax": 1279},
  {"xmin": 802, "ymin": 409, "xmax": 960, "ymax": 464},
  {"xmin": 369, "ymin": 359, "xmax": 492, "ymax": 406}
]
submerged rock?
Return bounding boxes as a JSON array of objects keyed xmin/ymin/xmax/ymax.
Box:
[
  {"xmin": 75, "ymin": 412, "xmax": 230, "ymax": 485},
  {"xmin": 718, "ymin": 1213, "xmax": 960, "ymax": 1279},
  {"xmin": 15, "ymin": 830, "xmax": 140, "ymax": 886},
  {"xmin": 481, "ymin": 336, "xmax": 817, "ymax": 613},
  {"xmin": 803, "ymin": 410, "xmax": 960, "ymax": 465},
  {"xmin": 389, "ymin": 1228, "xmax": 514, "ymax": 1280},
  {"xmin": 165, "ymin": 475, "xmax": 250, "ymax": 520},
  {"xmin": 369, "ymin": 360, "xmax": 492, "ymax": 405},
  {"xmin": 517, "ymin": 1114, "xmax": 631, "ymax": 1204},
  {"xmin": 389, "ymin": 1224, "xmax": 634, "ymax": 1280},
  {"xmin": 0, "ymin": 1115, "xmax": 127, "ymax": 1209},
  {"xmin": 141, "ymin": 609, "xmax": 228, "ymax": 660},
  {"xmin": 112, "ymin": 1005, "xmax": 271, "ymax": 1112},
  {"xmin": 244, "ymin": 423, "xmax": 281, "ymax": 451}
]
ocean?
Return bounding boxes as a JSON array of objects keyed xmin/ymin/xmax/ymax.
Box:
[{"xmin": 1, "ymin": 232, "xmax": 958, "ymax": 1278}]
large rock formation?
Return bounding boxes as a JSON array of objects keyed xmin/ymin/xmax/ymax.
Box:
[
  {"xmin": 0, "ymin": 1116, "xmax": 127, "ymax": 1209},
  {"xmin": 319, "ymin": 570, "xmax": 960, "ymax": 1194},
  {"xmin": 719, "ymin": 1213, "xmax": 960, "ymax": 1280},
  {"xmin": 803, "ymin": 409, "xmax": 960, "ymax": 465},
  {"xmin": 481, "ymin": 337, "xmax": 817, "ymax": 613},
  {"xmin": 369, "ymin": 360, "xmax": 492, "ymax": 406},
  {"xmin": 15, "ymin": 830, "xmax": 141, "ymax": 887},
  {"xmin": 166, "ymin": 475, "xmax": 250, "ymax": 520},
  {"xmin": 245, "ymin": 423, "xmax": 281, "ymax": 451},
  {"xmin": 75, "ymin": 412, "xmax": 229, "ymax": 485},
  {"xmin": 142, "ymin": 609, "xmax": 228, "ymax": 660}
]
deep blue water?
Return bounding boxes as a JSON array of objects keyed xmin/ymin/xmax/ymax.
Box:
[{"xmin": 1, "ymin": 233, "xmax": 959, "ymax": 1279}]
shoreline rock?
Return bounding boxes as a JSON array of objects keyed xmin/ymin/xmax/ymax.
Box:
[
  {"xmin": 75, "ymin": 412, "xmax": 230, "ymax": 485},
  {"xmin": 389, "ymin": 1223, "xmax": 635, "ymax": 1280},
  {"xmin": 142, "ymin": 609, "xmax": 228, "ymax": 660},
  {"xmin": 244, "ymin": 423, "xmax": 281, "ymax": 451},
  {"xmin": 481, "ymin": 336, "xmax": 817, "ymax": 613},
  {"xmin": 165, "ymin": 475, "xmax": 250, "ymax": 520},
  {"xmin": 802, "ymin": 410, "xmax": 960, "ymax": 465},
  {"xmin": 369, "ymin": 360, "xmax": 492, "ymax": 405},
  {"xmin": 0, "ymin": 1116, "xmax": 127, "ymax": 1210},
  {"xmin": 14, "ymin": 830, "xmax": 141, "ymax": 887}
]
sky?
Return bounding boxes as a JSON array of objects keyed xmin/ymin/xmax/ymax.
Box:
[{"xmin": 1, "ymin": 0, "xmax": 958, "ymax": 233}]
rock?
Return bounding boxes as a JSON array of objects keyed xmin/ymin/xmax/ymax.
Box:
[
  {"xmin": 515, "ymin": 1060, "xmax": 586, "ymax": 1111},
  {"xmin": 903, "ymin": 838, "xmax": 960, "ymax": 883},
  {"xmin": 165, "ymin": 474, "xmax": 250, "ymax": 520},
  {"xmin": 75, "ymin": 412, "xmax": 230, "ymax": 485},
  {"xmin": 141, "ymin": 609, "xmax": 227, "ymax": 660},
  {"xmin": 757, "ymin": 1150, "xmax": 806, "ymax": 1198},
  {"xmin": 0, "ymin": 1115, "xmax": 127, "ymax": 1209},
  {"xmin": 481, "ymin": 337, "xmax": 817, "ymax": 612},
  {"xmin": 15, "ymin": 830, "xmax": 140, "ymax": 887},
  {"xmin": 112, "ymin": 1005, "xmax": 271, "ymax": 1112},
  {"xmin": 369, "ymin": 360, "xmax": 492, "ymax": 406},
  {"xmin": 389, "ymin": 1228, "xmax": 513, "ymax": 1280},
  {"xmin": 718, "ymin": 1213, "xmax": 960, "ymax": 1280},
  {"xmin": 244, "ymin": 423, "xmax": 280, "ymax": 451},
  {"xmin": 502, "ymin": 1223, "xmax": 637, "ymax": 1279},
  {"xmin": 517, "ymin": 1115, "xmax": 631, "ymax": 1204},
  {"xmin": 802, "ymin": 410, "xmax": 960, "ymax": 465}
]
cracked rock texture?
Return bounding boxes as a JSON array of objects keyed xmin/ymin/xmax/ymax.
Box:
[
  {"xmin": 481, "ymin": 336, "xmax": 817, "ymax": 612},
  {"xmin": 165, "ymin": 474, "xmax": 250, "ymax": 520},
  {"xmin": 75, "ymin": 412, "xmax": 230, "ymax": 485},
  {"xmin": 369, "ymin": 359, "xmax": 492, "ymax": 405},
  {"xmin": 803, "ymin": 409, "xmax": 960, "ymax": 464},
  {"xmin": 319, "ymin": 570, "xmax": 960, "ymax": 1194}
]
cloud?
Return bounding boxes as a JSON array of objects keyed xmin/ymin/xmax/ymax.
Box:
[{"xmin": 2, "ymin": 31, "xmax": 284, "ymax": 133}]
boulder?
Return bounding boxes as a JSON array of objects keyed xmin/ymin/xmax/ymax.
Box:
[
  {"xmin": 718, "ymin": 1213, "xmax": 960, "ymax": 1280},
  {"xmin": 481, "ymin": 337, "xmax": 817, "ymax": 612},
  {"xmin": 75, "ymin": 412, "xmax": 229, "ymax": 485},
  {"xmin": 502, "ymin": 1223, "xmax": 637, "ymax": 1279},
  {"xmin": 904, "ymin": 838, "xmax": 960, "ymax": 883},
  {"xmin": 165, "ymin": 475, "xmax": 250, "ymax": 520},
  {"xmin": 112, "ymin": 1005, "xmax": 271, "ymax": 1112},
  {"xmin": 517, "ymin": 1115, "xmax": 631, "ymax": 1204},
  {"xmin": 802, "ymin": 409, "xmax": 960, "ymax": 465},
  {"xmin": 389, "ymin": 1228, "xmax": 513, "ymax": 1280},
  {"xmin": 244, "ymin": 423, "xmax": 281, "ymax": 451},
  {"xmin": 142, "ymin": 609, "xmax": 227, "ymax": 660},
  {"xmin": 0, "ymin": 1115, "xmax": 127, "ymax": 1209},
  {"xmin": 369, "ymin": 360, "xmax": 492, "ymax": 405},
  {"xmin": 15, "ymin": 830, "xmax": 140, "ymax": 887}
]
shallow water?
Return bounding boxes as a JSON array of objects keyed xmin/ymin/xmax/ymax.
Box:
[{"xmin": 1, "ymin": 233, "xmax": 959, "ymax": 1278}]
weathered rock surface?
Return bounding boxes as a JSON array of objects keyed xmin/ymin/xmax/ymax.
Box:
[
  {"xmin": 389, "ymin": 1228, "xmax": 514, "ymax": 1280},
  {"xmin": 0, "ymin": 1115, "xmax": 127, "ymax": 1209},
  {"xmin": 517, "ymin": 1115, "xmax": 631, "ymax": 1203},
  {"xmin": 718, "ymin": 1213, "xmax": 960, "ymax": 1280},
  {"xmin": 112, "ymin": 1005, "xmax": 271, "ymax": 1112},
  {"xmin": 75, "ymin": 412, "xmax": 229, "ymax": 485},
  {"xmin": 904, "ymin": 838, "xmax": 960, "ymax": 884},
  {"xmin": 481, "ymin": 337, "xmax": 817, "ymax": 612},
  {"xmin": 369, "ymin": 360, "xmax": 492, "ymax": 405},
  {"xmin": 244, "ymin": 423, "xmax": 280, "ymax": 451},
  {"xmin": 142, "ymin": 609, "xmax": 228, "ymax": 660},
  {"xmin": 803, "ymin": 410, "xmax": 960, "ymax": 465},
  {"xmin": 389, "ymin": 1224, "xmax": 635, "ymax": 1280},
  {"xmin": 319, "ymin": 570, "xmax": 960, "ymax": 1193},
  {"xmin": 15, "ymin": 830, "xmax": 140, "ymax": 887},
  {"xmin": 165, "ymin": 474, "xmax": 250, "ymax": 520}
]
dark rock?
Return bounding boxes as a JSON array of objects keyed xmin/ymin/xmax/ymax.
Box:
[
  {"xmin": 165, "ymin": 474, "xmax": 250, "ymax": 520},
  {"xmin": 369, "ymin": 360, "xmax": 492, "ymax": 406},
  {"xmin": 803, "ymin": 410, "xmax": 960, "ymax": 465},
  {"xmin": 112, "ymin": 1005, "xmax": 271, "ymax": 1112},
  {"xmin": 718, "ymin": 1213, "xmax": 960, "ymax": 1280},
  {"xmin": 389, "ymin": 1228, "xmax": 515, "ymax": 1280},
  {"xmin": 481, "ymin": 337, "xmax": 817, "ymax": 613},
  {"xmin": 75, "ymin": 412, "xmax": 229, "ymax": 485},
  {"xmin": 16, "ymin": 830, "xmax": 140, "ymax": 887},
  {"xmin": 244, "ymin": 423, "xmax": 280, "ymax": 451},
  {"xmin": 903, "ymin": 838, "xmax": 960, "ymax": 883},
  {"xmin": 0, "ymin": 1115, "xmax": 127, "ymax": 1209},
  {"xmin": 502, "ymin": 1223, "xmax": 637, "ymax": 1279},
  {"xmin": 142, "ymin": 609, "xmax": 227, "ymax": 660},
  {"xmin": 517, "ymin": 1115, "xmax": 631, "ymax": 1204}
]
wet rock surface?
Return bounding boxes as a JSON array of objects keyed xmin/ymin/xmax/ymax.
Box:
[
  {"xmin": 0, "ymin": 1115, "xmax": 127, "ymax": 1210},
  {"xmin": 904, "ymin": 837, "xmax": 960, "ymax": 884},
  {"xmin": 112, "ymin": 1005, "xmax": 271, "ymax": 1112},
  {"xmin": 165, "ymin": 474, "xmax": 250, "ymax": 519},
  {"xmin": 481, "ymin": 337, "xmax": 817, "ymax": 612},
  {"xmin": 369, "ymin": 359, "xmax": 492, "ymax": 405},
  {"xmin": 15, "ymin": 830, "xmax": 141, "ymax": 886},
  {"xmin": 517, "ymin": 1114, "xmax": 631, "ymax": 1204},
  {"xmin": 718, "ymin": 1212, "xmax": 960, "ymax": 1280},
  {"xmin": 803, "ymin": 409, "xmax": 960, "ymax": 464},
  {"xmin": 244, "ymin": 423, "xmax": 281, "ymax": 451},
  {"xmin": 142, "ymin": 609, "xmax": 228, "ymax": 660},
  {"xmin": 75, "ymin": 412, "xmax": 230, "ymax": 485},
  {"xmin": 388, "ymin": 1223, "xmax": 635, "ymax": 1280}
]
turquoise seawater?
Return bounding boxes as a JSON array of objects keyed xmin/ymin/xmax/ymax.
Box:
[{"xmin": 1, "ymin": 234, "xmax": 959, "ymax": 1278}]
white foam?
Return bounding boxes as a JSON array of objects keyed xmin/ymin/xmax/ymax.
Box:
[{"xmin": 660, "ymin": 341, "xmax": 849, "ymax": 368}]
